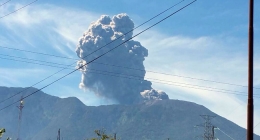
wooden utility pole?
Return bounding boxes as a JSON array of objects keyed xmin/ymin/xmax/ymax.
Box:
[{"xmin": 247, "ymin": 0, "xmax": 254, "ymax": 139}]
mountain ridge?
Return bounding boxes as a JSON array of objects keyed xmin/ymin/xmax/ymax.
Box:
[{"xmin": 0, "ymin": 86, "xmax": 259, "ymax": 140}]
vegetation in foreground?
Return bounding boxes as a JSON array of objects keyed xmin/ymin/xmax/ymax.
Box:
[{"xmin": 86, "ymin": 129, "xmax": 118, "ymax": 140}]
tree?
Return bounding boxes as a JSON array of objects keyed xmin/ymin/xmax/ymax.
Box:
[
  {"xmin": 0, "ymin": 128, "xmax": 11, "ymax": 140},
  {"xmin": 86, "ymin": 129, "xmax": 117, "ymax": 140},
  {"xmin": 0, "ymin": 129, "xmax": 5, "ymax": 138}
]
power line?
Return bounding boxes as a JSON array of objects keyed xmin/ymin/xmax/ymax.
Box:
[
  {"xmin": 91, "ymin": 61, "xmax": 260, "ymax": 89},
  {"xmin": 0, "ymin": 52, "xmax": 258, "ymax": 103},
  {"xmin": 4, "ymin": 62, "xmax": 260, "ymax": 111},
  {"xmin": 0, "ymin": 54, "xmax": 74, "ymax": 66},
  {"xmin": 0, "ymin": 54, "xmax": 260, "ymax": 93},
  {"xmin": 0, "ymin": 46, "xmax": 78, "ymax": 60},
  {"xmin": 1, "ymin": 1, "xmax": 258, "ymax": 103},
  {"xmin": 195, "ymin": 115, "xmax": 216, "ymax": 140},
  {"xmin": 0, "ymin": 0, "xmax": 37, "ymax": 19},
  {"xmin": 240, "ymin": 120, "xmax": 260, "ymax": 139},
  {"xmin": 0, "ymin": 0, "xmax": 186, "ymax": 103},
  {"xmin": 215, "ymin": 99, "xmax": 260, "ymax": 139},
  {"xmin": 79, "ymin": 70, "xmax": 260, "ymax": 98},
  {"xmin": 0, "ymin": 58, "xmax": 67, "ymax": 104},
  {"xmin": 0, "ymin": 48, "xmax": 258, "ymax": 97},
  {"xmin": 0, "ymin": 0, "xmax": 11, "ymax": 7},
  {"xmin": 0, "ymin": 0, "xmax": 257, "ymax": 90},
  {"xmin": 0, "ymin": 0, "xmax": 184, "ymax": 58},
  {"xmin": 1, "ymin": 46, "xmax": 259, "ymax": 90},
  {"xmin": 216, "ymin": 127, "xmax": 235, "ymax": 140},
  {"xmin": 221, "ymin": 100, "xmax": 260, "ymax": 139},
  {"xmin": 0, "ymin": 56, "xmax": 74, "ymax": 69},
  {"xmin": 0, "ymin": 0, "xmax": 197, "ymax": 111},
  {"xmin": 255, "ymin": 122, "xmax": 260, "ymax": 128}
]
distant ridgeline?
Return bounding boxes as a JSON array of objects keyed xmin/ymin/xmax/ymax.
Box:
[{"xmin": 0, "ymin": 87, "xmax": 259, "ymax": 140}]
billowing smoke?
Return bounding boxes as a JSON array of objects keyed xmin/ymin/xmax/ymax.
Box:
[
  {"xmin": 141, "ymin": 89, "xmax": 169, "ymax": 101},
  {"xmin": 76, "ymin": 13, "xmax": 169, "ymax": 104}
]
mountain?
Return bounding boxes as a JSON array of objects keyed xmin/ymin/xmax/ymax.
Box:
[{"xmin": 0, "ymin": 86, "xmax": 259, "ymax": 140}]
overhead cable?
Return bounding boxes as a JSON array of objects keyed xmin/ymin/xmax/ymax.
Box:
[
  {"xmin": 0, "ymin": 0, "xmax": 37, "ymax": 19},
  {"xmin": 0, "ymin": 0, "xmax": 185, "ymax": 103},
  {"xmin": 0, "ymin": 0, "xmax": 197, "ymax": 111},
  {"xmin": 2, "ymin": 56, "xmax": 259, "ymax": 98},
  {"xmin": 1, "ymin": 46, "xmax": 259, "ymax": 90},
  {"xmin": 0, "ymin": 0, "xmax": 11, "ymax": 7}
]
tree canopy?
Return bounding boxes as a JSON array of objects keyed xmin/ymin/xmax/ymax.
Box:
[
  {"xmin": 0, "ymin": 128, "xmax": 5, "ymax": 138},
  {"xmin": 86, "ymin": 129, "xmax": 117, "ymax": 140}
]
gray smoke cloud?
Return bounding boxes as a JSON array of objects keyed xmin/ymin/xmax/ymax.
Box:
[
  {"xmin": 76, "ymin": 13, "xmax": 169, "ymax": 104},
  {"xmin": 141, "ymin": 89, "xmax": 169, "ymax": 101}
]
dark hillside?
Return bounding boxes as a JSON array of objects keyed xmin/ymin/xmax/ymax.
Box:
[{"xmin": 0, "ymin": 87, "xmax": 259, "ymax": 140}]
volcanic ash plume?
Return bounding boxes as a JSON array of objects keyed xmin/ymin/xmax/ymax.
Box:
[
  {"xmin": 75, "ymin": 13, "xmax": 169, "ymax": 104},
  {"xmin": 141, "ymin": 89, "xmax": 169, "ymax": 101}
]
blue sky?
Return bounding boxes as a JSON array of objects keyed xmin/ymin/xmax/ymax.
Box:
[{"xmin": 0, "ymin": 0, "xmax": 260, "ymax": 135}]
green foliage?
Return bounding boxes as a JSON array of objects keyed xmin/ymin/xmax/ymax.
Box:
[
  {"xmin": 0, "ymin": 128, "xmax": 11, "ymax": 140},
  {"xmin": 86, "ymin": 129, "xmax": 116, "ymax": 140},
  {"xmin": 0, "ymin": 128, "xmax": 5, "ymax": 138}
]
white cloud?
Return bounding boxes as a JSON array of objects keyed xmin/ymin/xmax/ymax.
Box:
[
  {"xmin": 0, "ymin": 3, "xmax": 99, "ymax": 57},
  {"xmin": 1, "ymin": 1, "xmax": 260, "ymax": 135}
]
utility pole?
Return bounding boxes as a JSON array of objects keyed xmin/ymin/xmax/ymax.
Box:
[
  {"xmin": 57, "ymin": 129, "xmax": 61, "ymax": 140},
  {"xmin": 17, "ymin": 96, "xmax": 24, "ymax": 140},
  {"xmin": 247, "ymin": 0, "xmax": 254, "ymax": 139},
  {"xmin": 195, "ymin": 115, "xmax": 216, "ymax": 140}
]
